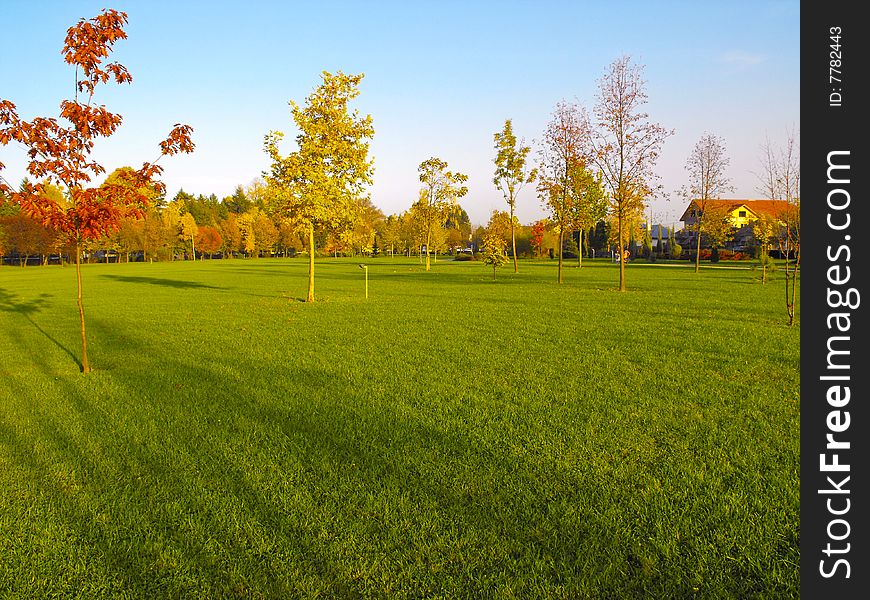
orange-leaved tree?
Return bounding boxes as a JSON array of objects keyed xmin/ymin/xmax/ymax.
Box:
[{"xmin": 0, "ymin": 9, "xmax": 194, "ymax": 373}]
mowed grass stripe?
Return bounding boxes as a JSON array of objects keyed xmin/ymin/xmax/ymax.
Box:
[{"xmin": 0, "ymin": 257, "xmax": 799, "ymax": 598}]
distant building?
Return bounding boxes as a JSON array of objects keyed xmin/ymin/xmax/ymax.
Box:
[{"xmin": 678, "ymin": 198, "xmax": 792, "ymax": 251}]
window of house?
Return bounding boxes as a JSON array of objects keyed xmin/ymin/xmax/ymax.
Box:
[{"xmin": 739, "ymin": 210, "xmax": 746, "ymax": 218}]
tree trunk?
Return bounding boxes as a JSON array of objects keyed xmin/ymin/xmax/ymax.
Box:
[
  {"xmin": 557, "ymin": 226, "xmax": 564, "ymax": 284},
  {"xmin": 618, "ymin": 211, "xmax": 626, "ymax": 291},
  {"xmin": 425, "ymin": 226, "xmax": 432, "ymax": 271},
  {"xmin": 307, "ymin": 222, "xmax": 315, "ymax": 302},
  {"xmin": 694, "ymin": 219, "xmax": 703, "ymax": 273},
  {"xmin": 75, "ymin": 240, "xmax": 91, "ymax": 373},
  {"xmin": 511, "ymin": 206, "xmax": 518, "ymax": 273},
  {"xmin": 577, "ymin": 229, "xmax": 583, "ymax": 268},
  {"xmin": 788, "ymin": 251, "xmax": 798, "ymax": 325}
]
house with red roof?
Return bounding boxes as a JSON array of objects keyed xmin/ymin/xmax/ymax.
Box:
[{"xmin": 679, "ymin": 198, "xmax": 793, "ymax": 251}]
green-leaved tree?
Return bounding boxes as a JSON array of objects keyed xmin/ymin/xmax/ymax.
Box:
[
  {"xmin": 481, "ymin": 231, "xmax": 508, "ymax": 280},
  {"xmin": 417, "ymin": 157, "xmax": 468, "ymax": 271},
  {"xmin": 493, "ymin": 119, "xmax": 536, "ymax": 273},
  {"xmin": 537, "ymin": 102, "xmax": 604, "ymax": 283},
  {"xmin": 264, "ymin": 71, "xmax": 374, "ymax": 302}
]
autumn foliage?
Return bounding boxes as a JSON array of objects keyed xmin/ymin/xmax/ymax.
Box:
[
  {"xmin": 0, "ymin": 9, "xmax": 194, "ymax": 372},
  {"xmin": 0, "ymin": 9, "xmax": 194, "ymax": 237}
]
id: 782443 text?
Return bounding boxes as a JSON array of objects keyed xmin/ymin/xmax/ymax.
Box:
[{"xmin": 829, "ymin": 27, "xmax": 843, "ymax": 107}]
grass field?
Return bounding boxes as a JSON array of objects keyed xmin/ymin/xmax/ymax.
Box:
[{"xmin": 0, "ymin": 257, "xmax": 799, "ymax": 598}]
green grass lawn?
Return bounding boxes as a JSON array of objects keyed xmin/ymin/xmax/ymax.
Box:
[{"xmin": 0, "ymin": 257, "xmax": 799, "ymax": 598}]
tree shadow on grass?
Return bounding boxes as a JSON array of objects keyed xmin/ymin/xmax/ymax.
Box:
[
  {"xmin": 100, "ymin": 274, "xmax": 224, "ymax": 289},
  {"xmin": 0, "ymin": 287, "xmax": 50, "ymax": 316},
  {"xmin": 0, "ymin": 287, "xmax": 80, "ymax": 368}
]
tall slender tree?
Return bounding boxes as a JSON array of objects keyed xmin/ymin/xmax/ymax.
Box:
[
  {"xmin": 417, "ymin": 157, "xmax": 468, "ymax": 271},
  {"xmin": 682, "ymin": 133, "xmax": 733, "ymax": 272},
  {"xmin": 0, "ymin": 9, "xmax": 194, "ymax": 372},
  {"xmin": 587, "ymin": 55, "xmax": 672, "ymax": 291},
  {"xmin": 493, "ymin": 119, "xmax": 536, "ymax": 273},
  {"xmin": 537, "ymin": 102, "xmax": 603, "ymax": 283},
  {"xmin": 757, "ymin": 130, "xmax": 800, "ymax": 325},
  {"xmin": 264, "ymin": 71, "xmax": 374, "ymax": 302}
]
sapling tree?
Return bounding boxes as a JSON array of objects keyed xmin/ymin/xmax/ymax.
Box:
[
  {"xmin": 417, "ymin": 157, "xmax": 468, "ymax": 271},
  {"xmin": 757, "ymin": 131, "xmax": 800, "ymax": 325},
  {"xmin": 0, "ymin": 9, "xmax": 194, "ymax": 372},
  {"xmin": 493, "ymin": 119, "xmax": 536, "ymax": 273},
  {"xmin": 537, "ymin": 102, "xmax": 604, "ymax": 282},
  {"xmin": 682, "ymin": 132, "xmax": 733, "ymax": 272},
  {"xmin": 481, "ymin": 231, "xmax": 508, "ymax": 280},
  {"xmin": 586, "ymin": 55, "xmax": 672, "ymax": 291}
]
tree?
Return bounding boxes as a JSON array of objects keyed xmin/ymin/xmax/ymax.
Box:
[
  {"xmin": 417, "ymin": 157, "xmax": 468, "ymax": 271},
  {"xmin": 380, "ymin": 214, "xmax": 402, "ymax": 256},
  {"xmin": 103, "ymin": 167, "xmax": 161, "ymax": 261},
  {"xmin": 237, "ymin": 210, "xmax": 257, "ymax": 257},
  {"xmin": 682, "ymin": 133, "xmax": 734, "ymax": 272},
  {"xmin": 0, "ymin": 9, "xmax": 194, "ymax": 372},
  {"xmin": 116, "ymin": 215, "xmax": 144, "ymax": 262},
  {"xmin": 757, "ymin": 130, "xmax": 800, "ymax": 324},
  {"xmin": 264, "ymin": 71, "xmax": 374, "ymax": 302},
  {"xmin": 587, "ymin": 55, "xmax": 672, "ymax": 291},
  {"xmin": 752, "ymin": 214, "xmax": 778, "ymax": 283},
  {"xmin": 162, "ymin": 201, "xmax": 183, "ymax": 259},
  {"xmin": 486, "ymin": 210, "xmax": 515, "ymax": 246},
  {"xmin": 223, "ymin": 185, "xmax": 252, "ymax": 214},
  {"xmin": 179, "ymin": 212, "xmax": 198, "ymax": 259},
  {"xmin": 493, "ymin": 119, "xmax": 536, "ymax": 273},
  {"xmin": 1, "ymin": 213, "xmax": 54, "ymax": 266},
  {"xmin": 537, "ymin": 102, "xmax": 604, "ymax": 282},
  {"xmin": 530, "ymin": 220, "xmax": 547, "ymax": 257},
  {"xmin": 219, "ymin": 213, "xmax": 242, "ymax": 258},
  {"xmin": 253, "ymin": 211, "xmax": 278, "ymax": 256},
  {"xmin": 481, "ymin": 231, "xmax": 508, "ymax": 280},
  {"xmin": 196, "ymin": 225, "xmax": 222, "ymax": 258}
]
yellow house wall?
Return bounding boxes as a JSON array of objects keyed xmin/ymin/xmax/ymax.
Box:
[{"xmin": 729, "ymin": 207, "xmax": 754, "ymax": 228}]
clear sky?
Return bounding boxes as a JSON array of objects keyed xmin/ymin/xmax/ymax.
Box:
[{"xmin": 1, "ymin": 0, "xmax": 799, "ymax": 226}]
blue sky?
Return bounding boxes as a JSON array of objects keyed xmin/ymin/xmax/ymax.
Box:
[{"xmin": 0, "ymin": 0, "xmax": 799, "ymax": 226}]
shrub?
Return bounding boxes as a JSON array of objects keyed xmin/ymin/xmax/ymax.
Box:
[{"xmin": 453, "ymin": 253, "xmax": 474, "ymax": 262}]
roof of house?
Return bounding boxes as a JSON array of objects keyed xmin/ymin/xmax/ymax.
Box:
[
  {"xmin": 679, "ymin": 199, "xmax": 791, "ymax": 221},
  {"xmin": 650, "ymin": 224, "xmax": 670, "ymax": 238}
]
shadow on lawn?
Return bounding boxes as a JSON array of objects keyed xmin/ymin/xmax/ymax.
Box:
[
  {"xmin": 0, "ymin": 287, "xmax": 50, "ymax": 315},
  {"xmin": 0, "ymin": 333, "xmax": 795, "ymax": 597},
  {"xmin": 0, "ymin": 287, "xmax": 80, "ymax": 367},
  {"xmin": 100, "ymin": 274, "xmax": 224, "ymax": 289},
  {"xmin": 0, "ymin": 330, "xmax": 602, "ymax": 596}
]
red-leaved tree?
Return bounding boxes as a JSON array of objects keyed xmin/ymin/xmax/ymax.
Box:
[
  {"xmin": 196, "ymin": 225, "xmax": 223, "ymax": 258},
  {"xmin": 530, "ymin": 220, "xmax": 547, "ymax": 257},
  {"xmin": 0, "ymin": 9, "xmax": 194, "ymax": 373}
]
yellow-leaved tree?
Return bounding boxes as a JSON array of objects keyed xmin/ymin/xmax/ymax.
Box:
[
  {"xmin": 264, "ymin": 71, "xmax": 374, "ymax": 302},
  {"xmin": 417, "ymin": 157, "xmax": 468, "ymax": 271}
]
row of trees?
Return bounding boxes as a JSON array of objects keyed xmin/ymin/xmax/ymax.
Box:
[
  {"xmin": 1, "ymin": 169, "xmax": 631, "ymax": 265},
  {"xmin": 0, "ymin": 9, "xmax": 800, "ymax": 375}
]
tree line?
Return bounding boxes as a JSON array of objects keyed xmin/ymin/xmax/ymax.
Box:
[{"xmin": 0, "ymin": 9, "xmax": 799, "ymax": 373}]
